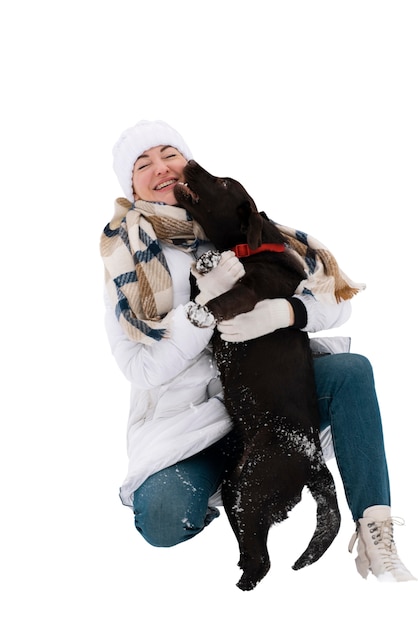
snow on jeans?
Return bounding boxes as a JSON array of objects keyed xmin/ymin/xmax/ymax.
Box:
[{"xmin": 133, "ymin": 352, "xmax": 391, "ymax": 547}]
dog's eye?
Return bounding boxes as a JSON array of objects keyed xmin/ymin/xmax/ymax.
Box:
[{"xmin": 219, "ymin": 179, "xmax": 229, "ymax": 189}]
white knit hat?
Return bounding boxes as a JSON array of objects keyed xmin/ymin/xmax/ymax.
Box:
[{"xmin": 112, "ymin": 120, "xmax": 193, "ymax": 201}]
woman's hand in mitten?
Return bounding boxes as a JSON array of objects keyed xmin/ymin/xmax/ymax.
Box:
[
  {"xmin": 192, "ymin": 250, "xmax": 245, "ymax": 305},
  {"xmin": 217, "ymin": 299, "xmax": 294, "ymax": 342}
]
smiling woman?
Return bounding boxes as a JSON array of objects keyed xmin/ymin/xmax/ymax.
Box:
[
  {"xmin": 132, "ymin": 146, "xmax": 188, "ymax": 204},
  {"xmin": 112, "ymin": 120, "xmax": 194, "ymax": 203},
  {"xmin": 100, "ymin": 119, "xmax": 416, "ymax": 588}
]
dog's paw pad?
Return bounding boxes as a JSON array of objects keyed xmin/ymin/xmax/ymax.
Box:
[
  {"xmin": 195, "ymin": 250, "xmax": 222, "ymax": 274},
  {"xmin": 184, "ymin": 302, "xmax": 216, "ymax": 328}
]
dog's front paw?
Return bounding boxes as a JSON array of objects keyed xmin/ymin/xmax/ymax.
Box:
[
  {"xmin": 184, "ymin": 301, "xmax": 216, "ymax": 328},
  {"xmin": 195, "ymin": 250, "xmax": 222, "ymax": 275}
]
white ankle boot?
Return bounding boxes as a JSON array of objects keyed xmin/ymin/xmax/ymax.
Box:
[{"xmin": 348, "ymin": 505, "xmax": 416, "ymax": 582}]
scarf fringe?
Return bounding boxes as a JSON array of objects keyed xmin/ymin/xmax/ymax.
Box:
[{"xmin": 280, "ymin": 226, "xmax": 365, "ymax": 303}]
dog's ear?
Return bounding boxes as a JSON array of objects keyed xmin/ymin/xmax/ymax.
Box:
[
  {"xmin": 238, "ymin": 199, "xmax": 263, "ymax": 250},
  {"xmin": 247, "ymin": 212, "xmax": 263, "ymax": 249},
  {"xmin": 237, "ymin": 200, "xmax": 263, "ymax": 249}
]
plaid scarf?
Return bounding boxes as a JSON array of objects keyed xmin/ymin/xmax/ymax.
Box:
[
  {"xmin": 277, "ymin": 225, "xmax": 365, "ymax": 303},
  {"xmin": 100, "ymin": 198, "xmax": 208, "ymax": 344},
  {"xmin": 100, "ymin": 200, "xmax": 365, "ymax": 344}
]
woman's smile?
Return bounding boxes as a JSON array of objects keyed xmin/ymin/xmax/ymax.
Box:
[{"xmin": 132, "ymin": 145, "xmax": 187, "ymax": 204}]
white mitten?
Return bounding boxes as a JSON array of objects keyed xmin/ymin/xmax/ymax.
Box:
[
  {"xmin": 192, "ymin": 250, "xmax": 245, "ymax": 305},
  {"xmin": 217, "ymin": 299, "xmax": 293, "ymax": 342},
  {"xmin": 184, "ymin": 301, "xmax": 216, "ymax": 328}
]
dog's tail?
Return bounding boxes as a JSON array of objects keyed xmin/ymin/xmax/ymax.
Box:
[{"xmin": 292, "ymin": 463, "xmax": 341, "ymax": 570}]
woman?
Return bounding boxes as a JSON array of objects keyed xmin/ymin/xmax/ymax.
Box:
[{"xmin": 101, "ymin": 119, "xmax": 415, "ymax": 582}]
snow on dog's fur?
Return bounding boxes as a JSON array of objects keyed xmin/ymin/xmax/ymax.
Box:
[{"xmin": 175, "ymin": 161, "xmax": 341, "ymax": 591}]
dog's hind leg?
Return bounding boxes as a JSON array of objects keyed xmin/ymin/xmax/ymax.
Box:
[
  {"xmin": 292, "ymin": 461, "xmax": 341, "ymax": 570},
  {"xmin": 234, "ymin": 509, "xmax": 271, "ymax": 591},
  {"xmin": 222, "ymin": 475, "xmax": 271, "ymax": 591},
  {"xmin": 237, "ymin": 541, "xmax": 271, "ymax": 591}
]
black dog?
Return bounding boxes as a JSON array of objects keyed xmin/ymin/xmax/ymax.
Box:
[{"xmin": 174, "ymin": 162, "xmax": 341, "ymax": 591}]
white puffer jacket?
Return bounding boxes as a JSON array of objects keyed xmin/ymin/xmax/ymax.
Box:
[{"xmin": 104, "ymin": 241, "xmax": 352, "ymax": 508}]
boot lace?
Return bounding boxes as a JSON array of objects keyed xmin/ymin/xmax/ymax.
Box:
[
  {"xmin": 369, "ymin": 518, "xmax": 399, "ymax": 559},
  {"xmin": 349, "ymin": 517, "xmax": 407, "ymax": 572}
]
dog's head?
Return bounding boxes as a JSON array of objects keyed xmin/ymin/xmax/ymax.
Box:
[{"xmin": 174, "ymin": 161, "xmax": 265, "ymax": 251}]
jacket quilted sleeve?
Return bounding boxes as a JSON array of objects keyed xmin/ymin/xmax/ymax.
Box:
[
  {"xmin": 294, "ymin": 292, "xmax": 352, "ymax": 333},
  {"xmin": 104, "ymin": 292, "xmax": 214, "ymax": 389}
]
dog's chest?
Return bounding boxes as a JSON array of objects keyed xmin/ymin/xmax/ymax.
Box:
[{"xmin": 212, "ymin": 328, "xmax": 318, "ymax": 431}]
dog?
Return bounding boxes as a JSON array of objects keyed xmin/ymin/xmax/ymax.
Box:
[{"xmin": 174, "ymin": 161, "xmax": 341, "ymax": 591}]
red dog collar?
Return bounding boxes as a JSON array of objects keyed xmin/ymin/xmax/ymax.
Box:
[{"xmin": 231, "ymin": 243, "xmax": 286, "ymax": 257}]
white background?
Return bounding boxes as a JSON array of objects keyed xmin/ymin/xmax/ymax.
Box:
[{"xmin": 1, "ymin": 1, "xmax": 417, "ymax": 623}]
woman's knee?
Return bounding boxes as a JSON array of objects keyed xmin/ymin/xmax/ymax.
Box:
[
  {"xmin": 336, "ymin": 353, "xmax": 376, "ymax": 391},
  {"xmin": 132, "ymin": 472, "xmax": 212, "ymax": 547},
  {"xmin": 315, "ymin": 352, "xmax": 374, "ymax": 388}
]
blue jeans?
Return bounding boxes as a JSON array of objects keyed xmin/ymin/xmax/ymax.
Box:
[
  {"xmin": 314, "ymin": 353, "xmax": 390, "ymax": 519},
  {"xmin": 133, "ymin": 436, "xmax": 230, "ymax": 546},
  {"xmin": 133, "ymin": 353, "xmax": 390, "ymax": 546}
]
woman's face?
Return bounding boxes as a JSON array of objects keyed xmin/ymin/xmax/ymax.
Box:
[{"xmin": 132, "ymin": 145, "xmax": 188, "ymax": 205}]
